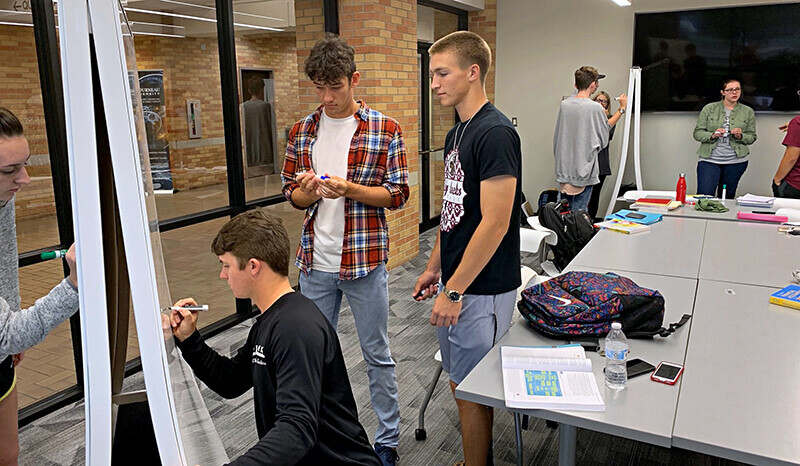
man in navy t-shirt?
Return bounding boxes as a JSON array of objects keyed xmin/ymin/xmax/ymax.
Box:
[{"xmin": 413, "ymin": 31, "xmax": 521, "ymax": 466}]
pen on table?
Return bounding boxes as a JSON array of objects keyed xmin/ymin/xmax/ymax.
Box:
[
  {"xmin": 40, "ymin": 249, "xmax": 68, "ymax": 261},
  {"xmin": 169, "ymin": 305, "xmax": 209, "ymax": 312}
]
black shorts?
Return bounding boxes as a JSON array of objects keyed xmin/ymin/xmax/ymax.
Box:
[{"xmin": 0, "ymin": 355, "xmax": 15, "ymax": 403}]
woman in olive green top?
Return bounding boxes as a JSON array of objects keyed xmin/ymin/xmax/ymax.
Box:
[{"xmin": 692, "ymin": 79, "xmax": 757, "ymax": 198}]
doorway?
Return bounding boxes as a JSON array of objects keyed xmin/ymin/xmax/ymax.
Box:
[{"xmin": 240, "ymin": 68, "xmax": 279, "ymax": 177}]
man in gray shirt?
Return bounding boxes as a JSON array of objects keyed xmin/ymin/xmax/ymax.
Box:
[{"xmin": 553, "ymin": 66, "xmax": 626, "ymax": 212}]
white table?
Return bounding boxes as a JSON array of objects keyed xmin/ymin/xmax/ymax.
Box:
[
  {"xmin": 673, "ymin": 280, "xmax": 800, "ymax": 465},
  {"xmin": 699, "ymin": 220, "xmax": 799, "ymax": 288},
  {"xmin": 570, "ymin": 216, "xmax": 707, "ymax": 279},
  {"xmin": 623, "ymin": 199, "xmax": 765, "ymax": 222},
  {"xmin": 456, "ymin": 267, "xmax": 697, "ymax": 465},
  {"xmin": 655, "ymin": 199, "xmax": 745, "ymax": 221}
]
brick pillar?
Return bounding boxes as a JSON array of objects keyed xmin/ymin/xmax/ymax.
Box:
[
  {"xmin": 295, "ymin": 0, "xmax": 327, "ymax": 117},
  {"xmin": 469, "ymin": 0, "xmax": 497, "ymax": 102},
  {"xmin": 337, "ymin": 0, "xmax": 421, "ymax": 269}
]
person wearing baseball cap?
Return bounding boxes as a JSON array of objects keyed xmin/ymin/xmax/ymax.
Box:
[{"xmin": 553, "ymin": 66, "xmax": 627, "ymax": 211}]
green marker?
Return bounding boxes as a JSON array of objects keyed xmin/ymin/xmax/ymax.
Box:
[{"xmin": 40, "ymin": 249, "xmax": 68, "ymax": 260}]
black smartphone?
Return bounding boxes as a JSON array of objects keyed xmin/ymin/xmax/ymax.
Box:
[
  {"xmin": 624, "ymin": 212, "xmax": 647, "ymax": 220},
  {"xmin": 627, "ymin": 358, "xmax": 655, "ymax": 378},
  {"xmin": 579, "ymin": 342, "xmax": 600, "ymax": 353}
]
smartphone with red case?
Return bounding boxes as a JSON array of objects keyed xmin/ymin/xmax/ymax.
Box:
[{"xmin": 650, "ymin": 361, "xmax": 684, "ymax": 385}]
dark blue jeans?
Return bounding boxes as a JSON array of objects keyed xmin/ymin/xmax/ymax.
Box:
[
  {"xmin": 696, "ymin": 160, "xmax": 748, "ymax": 199},
  {"xmin": 558, "ymin": 185, "xmax": 593, "ymax": 212},
  {"xmin": 772, "ymin": 180, "xmax": 800, "ymax": 199}
]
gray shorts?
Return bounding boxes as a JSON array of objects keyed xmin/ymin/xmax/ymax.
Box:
[{"xmin": 436, "ymin": 289, "xmax": 516, "ymax": 385}]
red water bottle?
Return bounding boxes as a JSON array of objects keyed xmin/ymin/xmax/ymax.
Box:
[{"xmin": 676, "ymin": 173, "xmax": 687, "ymax": 203}]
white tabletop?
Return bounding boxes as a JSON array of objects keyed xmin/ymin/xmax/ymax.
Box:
[
  {"xmin": 699, "ymin": 220, "xmax": 799, "ymax": 288},
  {"xmin": 672, "ymin": 280, "xmax": 800, "ymax": 465},
  {"xmin": 571, "ymin": 217, "xmax": 707, "ymax": 279},
  {"xmin": 456, "ymin": 268, "xmax": 697, "ymax": 447},
  {"xmin": 655, "ymin": 199, "xmax": 744, "ymax": 222}
]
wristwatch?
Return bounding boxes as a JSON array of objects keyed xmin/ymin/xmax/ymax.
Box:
[
  {"xmin": 443, "ymin": 287, "xmax": 463, "ymax": 303},
  {"xmin": 619, "ymin": 107, "xmax": 626, "ymax": 115}
]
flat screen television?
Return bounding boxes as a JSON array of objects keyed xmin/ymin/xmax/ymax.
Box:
[{"xmin": 633, "ymin": 4, "xmax": 800, "ymax": 112}]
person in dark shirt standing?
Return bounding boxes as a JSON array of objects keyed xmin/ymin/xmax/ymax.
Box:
[
  {"xmin": 170, "ymin": 210, "xmax": 379, "ymax": 466},
  {"xmin": 587, "ymin": 90, "xmax": 627, "ymax": 219},
  {"xmin": 413, "ymin": 31, "xmax": 521, "ymax": 466}
]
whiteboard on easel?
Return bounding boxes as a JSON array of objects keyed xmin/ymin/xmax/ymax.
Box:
[
  {"xmin": 605, "ymin": 67, "xmax": 644, "ymax": 218},
  {"xmin": 73, "ymin": 0, "xmax": 229, "ymax": 464},
  {"xmin": 57, "ymin": 1, "xmax": 113, "ymax": 464}
]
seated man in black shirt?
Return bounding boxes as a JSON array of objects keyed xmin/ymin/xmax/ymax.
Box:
[{"xmin": 170, "ymin": 209, "xmax": 380, "ymax": 466}]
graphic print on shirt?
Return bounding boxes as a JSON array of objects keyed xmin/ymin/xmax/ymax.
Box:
[
  {"xmin": 252, "ymin": 344, "xmax": 267, "ymax": 366},
  {"xmin": 440, "ymin": 148, "xmax": 466, "ymax": 232}
]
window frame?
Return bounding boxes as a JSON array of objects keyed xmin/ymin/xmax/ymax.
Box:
[{"xmin": 18, "ymin": 0, "xmax": 335, "ymax": 426}]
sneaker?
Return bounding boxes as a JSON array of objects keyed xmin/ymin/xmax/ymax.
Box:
[{"xmin": 374, "ymin": 443, "xmax": 398, "ymax": 466}]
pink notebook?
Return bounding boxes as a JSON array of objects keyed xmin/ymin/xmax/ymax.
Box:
[{"xmin": 737, "ymin": 212, "xmax": 788, "ymax": 223}]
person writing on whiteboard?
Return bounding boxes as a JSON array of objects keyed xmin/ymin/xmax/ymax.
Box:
[
  {"xmin": 170, "ymin": 210, "xmax": 380, "ymax": 466},
  {"xmin": 0, "ymin": 107, "xmax": 79, "ymax": 466},
  {"xmin": 587, "ymin": 90, "xmax": 627, "ymax": 219},
  {"xmin": 553, "ymin": 66, "xmax": 627, "ymax": 212},
  {"xmin": 771, "ymin": 90, "xmax": 800, "ymax": 199},
  {"xmin": 693, "ymin": 79, "xmax": 757, "ymax": 199}
]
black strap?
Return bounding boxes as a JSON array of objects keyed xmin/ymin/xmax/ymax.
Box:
[
  {"xmin": 625, "ymin": 314, "xmax": 692, "ymax": 338},
  {"xmin": 656, "ymin": 313, "xmax": 692, "ymax": 337}
]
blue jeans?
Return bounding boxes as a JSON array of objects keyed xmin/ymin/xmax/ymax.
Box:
[
  {"xmin": 696, "ymin": 160, "xmax": 748, "ymax": 199},
  {"xmin": 558, "ymin": 185, "xmax": 593, "ymax": 212},
  {"xmin": 299, "ymin": 263, "xmax": 400, "ymax": 448}
]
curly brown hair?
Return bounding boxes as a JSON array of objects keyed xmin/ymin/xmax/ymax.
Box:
[{"xmin": 304, "ymin": 34, "xmax": 357, "ymax": 85}]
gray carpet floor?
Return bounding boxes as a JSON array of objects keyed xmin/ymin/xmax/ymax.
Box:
[{"xmin": 18, "ymin": 228, "xmax": 746, "ymax": 465}]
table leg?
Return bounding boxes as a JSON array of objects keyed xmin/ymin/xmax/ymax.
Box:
[
  {"xmin": 558, "ymin": 423, "xmax": 577, "ymax": 466},
  {"xmin": 514, "ymin": 412, "xmax": 524, "ymax": 466}
]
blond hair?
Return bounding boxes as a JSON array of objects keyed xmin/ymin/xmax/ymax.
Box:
[{"xmin": 429, "ymin": 31, "xmax": 492, "ymax": 84}]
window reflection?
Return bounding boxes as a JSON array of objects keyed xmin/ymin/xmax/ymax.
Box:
[
  {"xmin": 16, "ymin": 261, "xmax": 76, "ymax": 408},
  {"xmin": 0, "ymin": 22, "xmax": 61, "ymax": 252}
]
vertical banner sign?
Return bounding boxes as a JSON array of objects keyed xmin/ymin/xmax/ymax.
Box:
[{"xmin": 138, "ymin": 70, "xmax": 174, "ymax": 193}]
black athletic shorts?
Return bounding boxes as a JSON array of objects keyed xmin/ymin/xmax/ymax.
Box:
[{"xmin": 0, "ymin": 355, "xmax": 15, "ymax": 403}]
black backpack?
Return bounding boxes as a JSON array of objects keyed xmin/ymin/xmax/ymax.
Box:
[
  {"xmin": 536, "ymin": 189, "xmax": 559, "ymax": 215},
  {"xmin": 538, "ymin": 200, "xmax": 596, "ymax": 271}
]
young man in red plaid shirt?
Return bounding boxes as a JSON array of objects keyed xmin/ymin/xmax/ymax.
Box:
[{"xmin": 280, "ymin": 35, "xmax": 408, "ymax": 466}]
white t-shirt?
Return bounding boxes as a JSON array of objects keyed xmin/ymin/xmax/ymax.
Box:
[{"xmin": 311, "ymin": 110, "xmax": 359, "ymax": 272}]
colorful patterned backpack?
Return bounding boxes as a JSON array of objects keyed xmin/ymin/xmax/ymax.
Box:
[{"xmin": 518, "ymin": 271, "xmax": 690, "ymax": 339}]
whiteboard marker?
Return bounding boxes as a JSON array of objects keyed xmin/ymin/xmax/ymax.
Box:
[
  {"xmin": 40, "ymin": 249, "xmax": 68, "ymax": 261},
  {"xmin": 170, "ymin": 305, "xmax": 209, "ymax": 312}
]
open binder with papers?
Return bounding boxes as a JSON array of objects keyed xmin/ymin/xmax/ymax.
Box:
[{"xmin": 501, "ymin": 345, "xmax": 605, "ymax": 412}]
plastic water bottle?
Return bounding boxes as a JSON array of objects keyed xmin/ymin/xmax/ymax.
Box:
[{"xmin": 604, "ymin": 322, "xmax": 629, "ymax": 390}]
